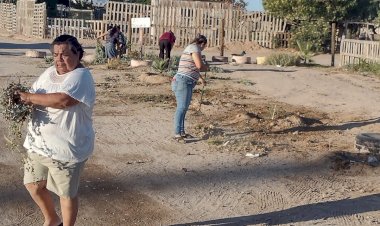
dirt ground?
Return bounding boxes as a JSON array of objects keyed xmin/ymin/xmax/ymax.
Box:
[{"xmin": 1, "ymin": 34, "xmax": 380, "ymax": 226}]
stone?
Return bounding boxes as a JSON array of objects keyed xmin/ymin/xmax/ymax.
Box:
[
  {"xmin": 82, "ymin": 54, "xmax": 95, "ymax": 64},
  {"xmin": 130, "ymin": 59, "xmax": 152, "ymax": 67},
  {"xmin": 25, "ymin": 50, "xmax": 46, "ymax": 58},
  {"xmin": 231, "ymin": 55, "xmax": 251, "ymax": 64}
]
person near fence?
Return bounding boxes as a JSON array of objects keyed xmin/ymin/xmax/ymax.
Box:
[
  {"xmin": 171, "ymin": 34, "xmax": 208, "ymax": 142},
  {"xmin": 97, "ymin": 25, "xmax": 119, "ymax": 63},
  {"xmin": 159, "ymin": 30, "xmax": 176, "ymax": 62},
  {"xmin": 17, "ymin": 34, "xmax": 96, "ymax": 226},
  {"xmin": 116, "ymin": 25, "xmax": 127, "ymax": 58}
]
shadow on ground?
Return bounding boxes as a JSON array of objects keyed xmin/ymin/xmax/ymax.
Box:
[
  {"xmin": 172, "ymin": 194, "xmax": 380, "ymax": 225},
  {"xmin": 0, "ymin": 42, "xmax": 50, "ymax": 50},
  {"xmin": 274, "ymin": 117, "xmax": 380, "ymax": 134}
]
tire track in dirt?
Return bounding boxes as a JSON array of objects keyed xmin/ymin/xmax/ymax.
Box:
[
  {"xmin": 284, "ymin": 174, "xmax": 354, "ymax": 202},
  {"xmin": 256, "ymin": 189, "xmax": 288, "ymax": 211}
]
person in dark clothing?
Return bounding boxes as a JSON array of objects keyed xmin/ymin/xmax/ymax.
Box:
[
  {"xmin": 159, "ymin": 30, "xmax": 176, "ymax": 61},
  {"xmin": 116, "ymin": 25, "xmax": 127, "ymax": 58}
]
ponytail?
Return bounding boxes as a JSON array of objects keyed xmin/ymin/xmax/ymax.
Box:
[{"xmin": 191, "ymin": 33, "xmax": 207, "ymax": 45}]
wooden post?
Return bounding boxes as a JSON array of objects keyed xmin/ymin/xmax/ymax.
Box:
[
  {"xmin": 331, "ymin": 22, "xmax": 336, "ymax": 67},
  {"xmin": 219, "ymin": 17, "xmax": 225, "ymax": 57},
  {"xmin": 139, "ymin": 28, "xmax": 144, "ymax": 58},
  {"xmin": 127, "ymin": 18, "xmax": 132, "ymax": 56}
]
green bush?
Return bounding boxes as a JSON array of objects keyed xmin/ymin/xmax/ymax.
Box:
[
  {"xmin": 167, "ymin": 56, "xmax": 180, "ymax": 77},
  {"xmin": 345, "ymin": 59, "xmax": 380, "ymax": 75},
  {"xmin": 290, "ymin": 20, "xmax": 330, "ymax": 52},
  {"xmin": 209, "ymin": 66, "xmax": 226, "ymax": 73},
  {"xmin": 265, "ymin": 53, "xmax": 300, "ymax": 66},
  {"xmin": 44, "ymin": 56, "xmax": 53, "ymax": 65},
  {"xmin": 93, "ymin": 41, "xmax": 106, "ymax": 65},
  {"xmin": 150, "ymin": 56, "xmax": 180, "ymax": 77},
  {"xmin": 152, "ymin": 58, "xmax": 169, "ymax": 74}
]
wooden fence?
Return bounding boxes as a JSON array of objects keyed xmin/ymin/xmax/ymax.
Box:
[
  {"xmin": 340, "ymin": 39, "xmax": 380, "ymax": 66},
  {"xmin": 47, "ymin": 18, "xmax": 97, "ymax": 39},
  {"xmin": 33, "ymin": 2, "xmax": 46, "ymax": 38},
  {"xmin": 2, "ymin": 0, "xmax": 46, "ymax": 38},
  {"xmin": 16, "ymin": 0, "xmax": 35, "ymax": 37},
  {"xmin": 150, "ymin": 0, "xmax": 289, "ymax": 48},
  {"xmin": 0, "ymin": 3, "xmax": 16, "ymax": 33},
  {"xmin": 102, "ymin": 1, "xmax": 153, "ymax": 45},
  {"xmin": 0, "ymin": 0, "xmax": 290, "ymax": 49}
]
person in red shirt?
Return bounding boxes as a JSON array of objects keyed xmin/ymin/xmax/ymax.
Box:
[{"xmin": 159, "ymin": 30, "xmax": 176, "ymax": 61}]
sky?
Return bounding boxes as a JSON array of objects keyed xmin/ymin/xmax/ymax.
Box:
[{"xmin": 247, "ymin": 0, "xmax": 264, "ymax": 12}]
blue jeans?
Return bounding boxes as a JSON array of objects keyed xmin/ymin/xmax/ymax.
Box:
[{"xmin": 172, "ymin": 74, "xmax": 197, "ymax": 135}]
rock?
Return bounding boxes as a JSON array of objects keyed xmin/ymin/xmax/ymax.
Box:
[
  {"xmin": 130, "ymin": 59, "xmax": 152, "ymax": 67},
  {"xmin": 82, "ymin": 54, "xmax": 95, "ymax": 64},
  {"xmin": 25, "ymin": 50, "xmax": 46, "ymax": 58},
  {"xmin": 231, "ymin": 55, "xmax": 251, "ymax": 64}
]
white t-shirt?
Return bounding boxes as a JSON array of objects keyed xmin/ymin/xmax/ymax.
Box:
[{"xmin": 24, "ymin": 66, "xmax": 96, "ymax": 163}]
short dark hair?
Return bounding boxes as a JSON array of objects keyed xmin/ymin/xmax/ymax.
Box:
[
  {"xmin": 191, "ymin": 34, "xmax": 207, "ymax": 45},
  {"xmin": 51, "ymin": 34, "xmax": 84, "ymax": 60}
]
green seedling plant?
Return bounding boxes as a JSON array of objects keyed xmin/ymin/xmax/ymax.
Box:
[
  {"xmin": 297, "ymin": 40, "xmax": 315, "ymax": 64},
  {"xmin": 152, "ymin": 58, "xmax": 169, "ymax": 74}
]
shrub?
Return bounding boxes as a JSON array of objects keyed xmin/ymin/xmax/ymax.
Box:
[
  {"xmin": 345, "ymin": 59, "xmax": 380, "ymax": 75},
  {"xmin": 107, "ymin": 59, "xmax": 121, "ymax": 69},
  {"xmin": 152, "ymin": 58, "xmax": 169, "ymax": 74},
  {"xmin": 209, "ymin": 66, "xmax": 225, "ymax": 73},
  {"xmin": 93, "ymin": 40, "xmax": 106, "ymax": 65},
  {"xmin": 44, "ymin": 56, "xmax": 53, "ymax": 65},
  {"xmin": 167, "ymin": 56, "xmax": 180, "ymax": 77},
  {"xmin": 265, "ymin": 53, "xmax": 300, "ymax": 66}
]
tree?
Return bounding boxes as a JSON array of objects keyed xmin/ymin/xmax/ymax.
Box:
[
  {"xmin": 130, "ymin": 0, "xmax": 151, "ymax": 4},
  {"xmin": 263, "ymin": 0, "xmax": 359, "ymax": 22},
  {"xmin": 262, "ymin": 0, "xmax": 379, "ymax": 50}
]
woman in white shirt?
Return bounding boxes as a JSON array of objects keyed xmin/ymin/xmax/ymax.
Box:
[{"xmin": 18, "ymin": 34, "xmax": 95, "ymax": 226}]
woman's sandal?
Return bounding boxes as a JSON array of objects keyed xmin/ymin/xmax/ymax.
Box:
[
  {"xmin": 181, "ymin": 133, "xmax": 193, "ymax": 138},
  {"xmin": 173, "ymin": 136, "xmax": 186, "ymax": 144}
]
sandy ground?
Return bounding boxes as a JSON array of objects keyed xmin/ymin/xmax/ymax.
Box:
[{"xmin": 1, "ymin": 34, "xmax": 380, "ymax": 226}]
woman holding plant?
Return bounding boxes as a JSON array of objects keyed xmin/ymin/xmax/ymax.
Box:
[
  {"xmin": 97, "ymin": 25, "xmax": 119, "ymax": 64},
  {"xmin": 171, "ymin": 34, "xmax": 208, "ymax": 142},
  {"xmin": 18, "ymin": 34, "xmax": 95, "ymax": 226}
]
